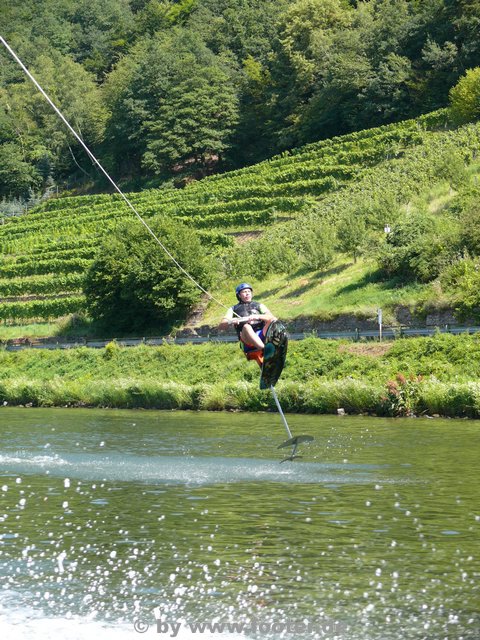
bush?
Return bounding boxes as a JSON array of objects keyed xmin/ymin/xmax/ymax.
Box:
[
  {"xmin": 84, "ymin": 218, "xmax": 215, "ymax": 332},
  {"xmin": 440, "ymin": 254, "xmax": 480, "ymax": 317},
  {"xmin": 449, "ymin": 67, "xmax": 480, "ymax": 124},
  {"xmin": 337, "ymin": 210, "xmax": 367, "ymax": 262},
  {"xmin": 433, "ymin": 147, "xmax": 469, "ymax": 189},
  {"xmin": 380, "ymin": 373, "xmax": 423, "ymax": 416},
  {"xmin": 377, "ymin": 211, "xmax": 459, "ymax": 282},
  {"xmin": 457, "ymin": 202, "xmax": 480, "ymax": 257},
  {"xmin": 224, "ymin": 228, "xmax": 299, "ymax": 279},
  {"xmin": 291, "ymin": 216, "xmax": 336, "ymax": 271},
  {"xmin": 224, "ymin": 214, "xmax": 336, "ymax": 279}
]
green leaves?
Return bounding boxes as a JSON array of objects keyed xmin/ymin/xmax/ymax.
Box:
[
  {"xmin": 337, "ymin": 210, "xmax": 367, "ymax": 263},
  {"xmin": 441, "ymin": 254, "xmax": 480, "ymax": 317},
  {"xmin": 0, "ymin": 295, "xmax": 85, "ymax": 322},
  {"xmin": 376, "ymin": 212, "xmax": 460, "ymax": 283},
  {"xmin": 142, "ymin": 63, "xmax": 239, "ymax": 174},
  {"xmin": 0, "ymin": 107, "xmax": 479, "ymax": 325},
  {"xmin": 0, "ymin": 143, "xmax": 42, "ymax": 198},
  {"xmin": 83, "ymin": 217, "xmax": 215, "ymax": 331},
  {"xmin": 105, "ymin": 30, "xmax": 239, "ymax": 179},
  {"xmin": 449, "ymin": 67, "xmax": 480, "ymax": 124},
  {"xmin": 0, "ymin": 49, "xmax": 108, "ymax": 197}
]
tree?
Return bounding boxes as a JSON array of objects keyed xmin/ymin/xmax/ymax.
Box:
[
  {"xmin": 0, "ymin": 142, "xmax": 41, "ymax": 198},
  {"xmin": 449, "ymin": 67, "xmax": 480, "ymax": 124},
  {"xmin": 187, "ymin": 0, "xmax": 290, "ymax": 63},
  {"xmin": 141, "ymin": 64, "xmax": 239, "ymax": 175},
  {"xmin": 337, "ymin": 211, "xmax": 367, "ymax": 263},
  {"xmin": 268, "ymin": 0, "xmax": 354, "ymax": 147},
  {"xmin": 433, "ymin": 146, "xmax": 469, "ymax": 190},
  {"xmin": 104, "ymin": 30, "xmax": 239, "ymax": 179},
  {"xmin": 185, "ymin": 0, "xmax": 291, "ymax": 166},
  {"xmin": 420, "ymin": 37, "xmax": 459, "ymax": 112},
  {"xmin": 134, "ymin": 0, "xmax": 196, "ymax": 35},
  {"xmin": 452, "ymin": 0, "xmax": 480, "ymax": 71},
  {"xmin": 441, "ymin": 253, "xmax": 480, "ymax": 318},
  {"xmin": 358, "ymin": 53, "xmax": 414, "ymax": 123},
  {"xmin": 288, "ymin": 213, "xmax": 336, "ymax": 271},
  {"xmin": 458, "ymin": 199, "xmax": 480, "ymax": 256},
  {"xmin": 300, "ymin": 219, "xmax": 337, "ymax": 271},
  {"xmin": 57, "ymin": 0, "xmax": 135, "ymax": 77},
  {"xmin": 295, "ymin": 28, "xmax": 372, "ymax": 141},
  {"xmin": 231, "ymin": 55, "xmax": 275, "ymax": 165},
  {"xmin": 83, "ymin": 217, "xmax": 215, "ymax": 332},
  {"xmin": 2, "ymin": 0, "xmax": 135, "ymax": 79},
  {"xmin": 0, "ymin": 49, "xmax": 108, "ymax": 195}
]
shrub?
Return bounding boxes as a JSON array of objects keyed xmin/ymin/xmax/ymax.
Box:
[
  {"xmin": 337, "ymin": 210, "xmax": 367, "ymax": 263},
  {"xmin": 440, "ymin": 254, "xmax": 480, "ymax": 318},
  {"xmin": 377, "ymin": 211, "xmax": 459, "ymax": 282},
  {"xmin": 380, "ymin": 373, "xmax": 423, "ymax": 416},
  {"xmin": 449, "ymin": 67, "xmax": 480, "ymax": 124},
  {"xmin": 84, "ymin": 218, "xmax": 215, "ymax": 332}
]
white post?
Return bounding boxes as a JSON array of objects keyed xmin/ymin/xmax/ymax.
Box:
[{"xmin": 377, "ymin": 307, "xmax": 383, "ymax": 342}]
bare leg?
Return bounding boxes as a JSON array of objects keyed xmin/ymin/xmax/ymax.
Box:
[{"xmin": 240, "ymin": 324, "xmax": 264, "ymax": 349}]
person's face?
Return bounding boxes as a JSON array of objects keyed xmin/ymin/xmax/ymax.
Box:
[{"xmin": 238, "ymin": 288, "xmax": 253, "ymax": 303}]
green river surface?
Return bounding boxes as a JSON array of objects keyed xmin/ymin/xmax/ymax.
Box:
[{"xmin": 0, "ymin": 407, "xmax": 478, "ymax": 640}]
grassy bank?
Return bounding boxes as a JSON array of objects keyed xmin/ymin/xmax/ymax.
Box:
[
  {"xmin": 2, "ymin": 333, "xmax": 480, "ymax": 417},
  {"xmin": 197, "ymin": 258, "xmax": 434, "ymax": 328}
]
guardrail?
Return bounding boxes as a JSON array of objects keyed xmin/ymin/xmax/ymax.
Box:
[{"xmin": 2, "ymin": 324, "xmax": 480, "ymax": 351}]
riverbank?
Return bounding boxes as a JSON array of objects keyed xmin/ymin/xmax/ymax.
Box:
[{"xmin": 2, "ymin": 333, "xmax": 480, "ymax": 417}]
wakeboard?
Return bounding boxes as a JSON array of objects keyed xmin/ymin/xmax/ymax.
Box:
[{"xmin": 260, "ymin": 320, "xmax": 288, "ymax": 390}]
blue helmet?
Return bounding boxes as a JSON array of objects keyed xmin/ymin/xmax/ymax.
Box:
[{"xmin": 235, "ymin": 282, "xmax": 253, "ymax": 300}]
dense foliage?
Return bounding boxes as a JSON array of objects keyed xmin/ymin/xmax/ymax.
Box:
[
  {"xmin": 83, "ymin": 217, "xmax": 215, "ymax": 331},
  {"xmin": 2, "ymin": 0, "xmax": 480, "ymax": 198},
  {"xmin": 3, "ymin": 334, "xmax": 480, "ymax": 416}
]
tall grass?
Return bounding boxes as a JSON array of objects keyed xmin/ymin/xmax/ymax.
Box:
[
  {"xmin": 1, "ymin": 375, "xmax": 475, "ymax": 418},
  {"xmin": 2, "ymin": 334, "xmax": 480, "ymax": 416},
  {"xmin": 417, "ymin": 381, "xmax": 480, "ymax": 418}
]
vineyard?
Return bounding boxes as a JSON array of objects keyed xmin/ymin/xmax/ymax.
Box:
[{"xmin": 1, "ymin": 108, "xmax": 480, "ymax": 323}]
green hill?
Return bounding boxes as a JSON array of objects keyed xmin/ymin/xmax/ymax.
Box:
[{"xmin": 1, "ymin": 108, "xmax": 480, "ymax": 336}]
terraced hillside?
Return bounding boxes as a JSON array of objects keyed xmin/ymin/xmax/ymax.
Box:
[{"xmin": 1, "ymin": 109, "xmax": 479, "ymax": 325}]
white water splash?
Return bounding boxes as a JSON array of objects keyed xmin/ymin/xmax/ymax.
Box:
[
  {"xmin": 0, "ymin": 593, "xmax": 247, "ymax": 640},
  {"xmin": 0, "ymin": 452, "xmax": 382, "ymax": 486}
]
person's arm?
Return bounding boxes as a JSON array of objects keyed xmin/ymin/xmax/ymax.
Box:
[
  {"xmin": 218, "ymin": 307, "xmax": 236, "ymax": 330},
  {"xmin": 256, "ymin": 303, "xmax": 277, "ymax": 323},
  {"xmin": 236, "ymin": 304, "xmax": 276, "ymax": 326}
]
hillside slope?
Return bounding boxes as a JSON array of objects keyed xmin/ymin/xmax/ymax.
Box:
[{"xmin": 1, "ymin": 109, "xmax": 480, "ymax": 333}]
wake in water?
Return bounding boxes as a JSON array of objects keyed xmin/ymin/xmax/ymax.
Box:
[
  {"xmin": 0, "ymin": 591, "xmax": 246, "ymax": 640},
  {"xmin": 0, "ymin": 451, "xmax": 381, "ymax": 485}
]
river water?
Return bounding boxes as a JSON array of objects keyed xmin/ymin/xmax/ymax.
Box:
[{"xmin": 0, "ymin": 407, "xmax": 478, "ymax": 639}]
